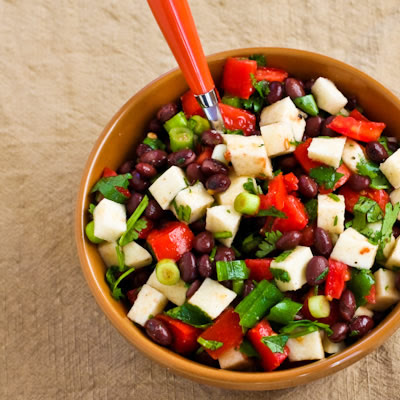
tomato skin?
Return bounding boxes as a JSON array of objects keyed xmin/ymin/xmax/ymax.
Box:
[
  {"xmin": 102, "ymin": 167, "xmax": 118, "ymax": 177},
  {"xmin": 195, "ymin": 147, "xmax": 213, "ymax": 165},
  {"xmin": 294, "ymin": 138, "xmax": 323, "ymax": 173},
  {"xmin": 272, "ymin": 195, "xmax": 309, "ymax": 232},
  {"xmin": 254, "ymin": 67, "xmax": 288, "ymax": 82},
  {"xmin": 339, "ymin": 186, "xmax": 389, "ymax": 213},
  {"xmin": 219, "ymin": 103, "xmax": 256, "ymax": 135},
  {"xmin": 245, "ymin": 259, "xmax": 273, "ymax": 281},
  {"xmin": 222, "ymin": 57, "xmax": 257, "ymax": 99},
  {"xmin": 181, "ymin": 89, "xmax": 205, "ymax": 118},
  {"xmin": 325, "ymin": 259, "xmax": 349, "ymax": 300},
  {"xmin": 283, "ymin": 173, "xmax": 299, "ymax": 192},
  {"xmin": 349, "ymin": 109, "xmax": 369, "ymax": 122}
]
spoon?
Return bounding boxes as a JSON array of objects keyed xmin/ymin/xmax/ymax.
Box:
[{"xmin": 148, "ymin": 0, "xmax": 225, "ymax": 132}]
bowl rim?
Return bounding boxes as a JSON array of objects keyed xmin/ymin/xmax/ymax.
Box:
[{"xmin": 75, "ymin": 47, "xmax": 400, "ymax": 390}]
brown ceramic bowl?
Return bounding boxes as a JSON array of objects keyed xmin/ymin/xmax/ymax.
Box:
[{"xmin": 75, "ymin": 48, "xmax": 400, "ymax": 390}]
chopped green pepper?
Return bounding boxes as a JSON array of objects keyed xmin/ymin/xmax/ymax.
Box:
[
  {"xmin": 232, "ymin": 279, "xmax": 245, "ymax": 296},
  {"xmin": 221, "ymin": 95, "xmax": 242, "ymax": 109},
  {"xmin": 187, "ymin": 115, "xmax": 211, "ymax": 135},
  {"xmin": 216, "ymin": 260, "xmax": 250, "ymax": 281},
  {"xmin": 294, "ymin": 94, "xmax": 319, "ymax": 116},
  {"xmin": 347, "ymin": 269, "xmax": 375, "ymax": 306},
  {"xmin": 163, "ymin": 111, "xmax": 188, "ymax": 133},
  {"xmin": 267, "ymin": 298, "xmax": 302, "ymax": 325},
  {"xmin": 168, "ymin": 127, "xmax": 194, "ymax": 152}
]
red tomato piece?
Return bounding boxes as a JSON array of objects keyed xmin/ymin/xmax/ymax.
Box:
[
  {"xmin": 181, "ymin": 89, "xmax": 205, "ymax": 118},
  {"xmin": 196, "ymin": 147, "xmax": 213, "ymax": 165},
  {"xmin": 115, "ymin": 186, "xmax": 131, "ymax": 198},
  {"xmin": 272, "ymin": 195, "xmax": 309, "ymax": 232},
  {"xmin": 254, "ymin": 67, "xmax": 288, "ymax": 82},
  {"xmin": 326, "ymin": 115, "xmax": 386, "ymax": 142},
  {"xmin": 325, "ymin": 259, "xmax": 349, "ymax": 300},
  {"xmin": 245, "ymin": 259, "xmax": 273, "ymax": 281},
  {"xmin": 147, "ymin": 221, "xmax": 194, "ymax": 262},
  {"xmin": 198, "ymin": 308, "xmax": 243, "ymax": 359},
  {"xmin": 365, "ymin": 284, "xmax": 376, "ymax": 304},
  {"xmin": 102, "ymin": 167, "xmax": 118, "ymax": 177},
  {"xmin": 319, "ymin": 163, "xmax": 351, "ymax": 194},
  {"xmin": 294, "ymin": 138, "xmax": 323, "ymax": 173},
  {"xmin": 259, "ymin": 173, "xmax": 287, "ymax": 211},
  {"xmin": 222, "ymin": 57, "xmax": 257, "ymax": 99},
  {"xmin": 283, "ymin": 172, "xmax": 299, "ymax": 192},
  {"xmin": 339, "ymin": 186, "xmax": 389, "ymax": 213},
  {"xmin": 349, "ymin": 109, "xmax": 369, "ymax": 122},
  {"xmin": 219, "ymin": 103, "xmax": 257, "ymax": 135}
]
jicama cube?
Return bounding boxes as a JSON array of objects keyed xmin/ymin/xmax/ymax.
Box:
[
  {"xmin": 317, "ymin": 194, "xmax": 345, "ymax": 234},
  {"xmin": 98, "ymin": 241, "xmax": 119, "ymax": 267},
  {"xmin": 311, "ymin": 77, "xmax": 348, "ymax": 115},
  {"xmin": 270, "ymin": 246, "xmax": 313, "ymax": 292},
  {"xmin": 389, "ymin": 187, "xmax": 400, "ymax": 220},
  {"xmin": 127, "ymin": 284, "xmax": 168, "ymax": 326},
  {"xmin": 216, "ymin": 174, "xmax": 257, "ymax": 207},
  {"xmin": 380, "ymin": 149, "xmax": 400, "ymax": 189},
  {"xmin": 223, "ymin": 134, "xmax": 273, "ymax": 178},
  {"xmin": 205, "ymin": 205, "xmax": 241, "ymax": 247},
  {"xmin": 123, "ymin": 241, "xmax": 152, "ymax": 269},
  {"xmin": 147, "ymin": 270, "xmax": 187, "ymax": 306},
  {"xmin": 330, "ymin": 228, "xmax": 378, "ymax": 270},
  {"xmin": 218, "ymin": 347, "xmax": 253, "ymax": 370},
  {"xmin": 260, "ymin": 122, "xmax": 296, "ymax": 157},
  {"xmin": 287, "ymin": 331, "xmax": 325, "ymax": 362},
  {"xmin": 354, "ymin": 306, "xmax": 374, "ymax": 318},
  {"xmin": 385, "ymin": 236, "xmax": 400, "ymax": 269},
  {"xmin": 148, "ymin": 166, "xmax": 187, "ymax": 209},
  {"xmin": 368, "ymin": 268, "xmax": 400, "ymax": 311},
  {"xmin": 342, "ymin": 139, "xmax": 365, "ymax": 173},
  {"xmin": 93, "ymin": 198, "xmax": 127, "ymax": 241},
  {"xmin": 171, "ymin": 181, "xmax": 214, "ymax": 224},
  {"xmin": 307, "ymin": 137, "xmax": 346, "ymax": 168},
  {"xmin": 212, "ymin": 143, "xmax": 228, "ymax": 165},
  {"xmin": 321, "ymin": 332, "xmax": 345, "ymax": 354}
]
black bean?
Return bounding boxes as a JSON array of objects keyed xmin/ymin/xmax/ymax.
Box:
[
  {"xmin": 339, "ymin": 289, "xmax": 356, "ymax": 322},
  {"xmin": 349, "ymin": 316, "xmax": 374, "ymax": 338},
  {"xmin": 186, "ymin": 162, "xmax": 205, "ymax": 185},
  {"xmin": 306, "ymin": 256, "xmax": 329, "ymax": 286},
  {"xmin": 393, "ymin": 226, "xmax": 400, "ymax": 239},
  {"xmin": 197, "ymin": 254, "xmax": 214, "ymax": 278},
  {"xmin": 205, "ymin": 174, "xmax": 230, "ymax": 193},
  {"xmin": 148, "ymin": 118, "xmax": 163, "ymax": 134},
  {"xmin": 348, "ymin": 174, "xmax": 371, "ymax": 192},
  {"xmin": 136, "ymin": 143, "xmax": 152, "ymax": 157},
  {"xmin": 178, "ymin": 252, "xmax": 198, "ymax": 283},
  {"xmin": 366, "ymin": 141, "xmax": 389, "ymax": 163},
  {"xmin": 186, "ymin": 279, "xmax": 201, "ymax": 299},
  {"xmin": 279, "ymin": 155, "xmax": 298, "ymax": 171},
  {"xmin": 201, "ymin": 130, "xmax": 223, "ymax": 147},
  {"xmin": 215, "ymin": 246, "xmax": 235, "ymax": 262},
  {"xmin": 267, "ymin": 81, "xmax": 284, "ymax": 104},
  {"xmin": 321, "ymin": 116, "xmax": 337, "ymax": 137},
  {"xmin": 304, "ymin": 116, "xmax": 324, "ymax": 138},
  {"xmin": 285, "ymin": 78, "xmax": 305, "ymax": 99},
  {"xmin": 168, "ymin": 149, "xmax": 196, "ymax": 167},
  {"xmin": 220, "ymin": 280, "xmax": 233, "ymax": 290},
  {"xmin": 189, "ymin": 219, "xmax": 206, "ymax": 233},
  {"xmin": 136, "ymin": 162, "xmax": 157, "ymax": 178},
  {"xmin": 193, "ymin": 231, "xmax": 215, "ymax": 254},
  {"xmin": 201, "ymin": 158, "xmax": 229, "ymax": 176},
  {"xmin": 131, "ymin": 268, "xmax": 152, "ymax": 289},
  {"xmin": 145, "ymin": 199, "xmax": 164, "ymax": 220},
  {"xmin": 140, "ymin": 150, "xmax": 168, "ymax": 169},
  {"xmin": 157, "ymin": 103, "xmax": 178, "ymax": 123},
  {"xmin": 329, "ymin": 322, "xmax": 349, "ymax": 343},
  {"xmin": 144, "ymin": 318, "xmax": 173, "ymax": 346},
  {"xmin": 276, "ymin": 231, "xmax": 302, "ymax": 250},
  {"xmin": 387, "ymin": 137, "xmax": 399, "ymax": 152},
  {"xmin": 126, "ymin": 192, "xmax": 144, "ymax": 216},
  {"xmin": 298, "ymin": 175, "xmax": 318, "ymax": 198},
  {"xmin": 126, "ymin": 288, "xmax": 140, "ymax": 306},
  {"xmin": 346, "ymin": 96, "xmax": 357, "ymax": 111},
  {"xmin": 129, "ymin": 171, "xmax": 150, "ymax": 192},
  {"xmin": 303, "ymin": 78, "xmax": 315, "ymax": 93},
  {"xmin": 118, "ymin": 160, "xmax": 135, "ymax": 174},
  {"xmin": 314, "ymin": 227, "xmax": 333, "ymax": 257},
  {"xmin": 242, "ymin": 279, "xmax": 255, "ymax": 298},
  {"xmin": 194, "ymin": 349, "xmax": 220, "ymax": 367},
  {"xmin": 301, "ymin": 225, "xmax": 315, "ymax": 247}
]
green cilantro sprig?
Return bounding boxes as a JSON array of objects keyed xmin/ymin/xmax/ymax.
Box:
[
  {"xmin": 256, "ymin": 231, "xmax": 283, "ymax": 258},
  {"xmin": 91, "ymin": 173, "xmax": 132, "ymax": 203},
  {"xmin": 309, "ymin": 166, "xmax": 343, "ymax": 189}
]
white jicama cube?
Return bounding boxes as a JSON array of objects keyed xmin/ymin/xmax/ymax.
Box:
[
  {"xmin": 380, "ymin": 149, "xmax": 400, "ymax": 189},
  {"xmin": 330, "ymin": 228, "xmax": 378, "ymax": 269},
  {"xmin": 93, "ymin": 198, "xmax": 127, "ymax": 241},
  {"xmin": 127, "ymin": 284, "xmax": 168, "ymax": 327},
  {"xmin": 342, "ymin": 139, "xmax": 365, "ymax": 173},
  {"xmin": 390, "ymin": 188, "xmax": 400, "ymax": 220},
  {"xmin": 260, "ymin": 122, "xmax": 296, "ymax": 157},
  {"xmin": 218, "ymin": 347, "xmax": 253, "ymax": 371},
  {"xmin": 212, "ymin": 143, "xmax": 228, "ymax": 165},
  {"xmin": 354, "ymin": 306, "xmax": 374, "ymax": 318},
  {"xmin": 311, "ymin": 77, "xmax": 348, "ymax": 115},
  {"xmin": 317, "ymin": 194, "xmax": 345, "ymax": 234},
  {"xmin": 270, "ymin": 246, "xmax": 313, "ymax": 292},
  {"xmin": 147, "ymin": 270, "xmax": 187, "ymax": 306},
  {"xmin": 171, "ymin": 182, "xmax": 214, "ymax": 224},
  {"xmin": 259, "ymin": 97, "xmax": 306, "ymax": 141},
  {"xmin": 98, "ymin": 241, "xmax": 119, "ymax": 267},
  {"xmin": 216, "ymin": 174, "xmax": 256, "ymax": 207},
  {"xmin": 385, "ymin": 236, "xmax": 400, "ymax": 269},
  {"xmin": 148, "ymin": 166, "xmax": 187, "ymax": 209},
  {"xmin": 321, "ymin": 332, "xmax": 345, "ymax": 354},
  {"xmin": 307, "ymin": 137, "xmax": 346, "ymax": 168},
  {"xmin": 123, "ymin": 241, "xmax": 152, "ymax": 269},
  {"xmin": 368, "ymin": 268, "xmax": 400, "ymax": 311},
  {"xmin": 188, "ymin": 278, "xmax": 237, "ymax": 319},
  {"xmin": 206, "ymin": 205, "xmax": 241, "ymax": 247},
  {"xmin": 223, "ymin": 134, "xmax": 273, "ymax": 178},
  {"xmin": 287, "ymin": 331, "xmax": 325, "ymax": 362}
]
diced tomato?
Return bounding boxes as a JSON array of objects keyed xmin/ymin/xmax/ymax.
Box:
[
  {"xmin": 147, "ymin": 221, "xmax": 194, "ymax": 262},
  {"xmin": 302, "ymin": 288, "xmax": 340, "ymax": 326},
  {"xmin": 294, "ymin": 138, "xmax": 323, "ymax": 173},
  {"xmin": 115, "ymin": 186, "xmax": 131, "ymax": 198},
  {"xmin": 196, "ymin": 147, "xmax": 213, "ymax": 165},
  {"xmin": 219, "ymin": 103, "xmax": 257, "ymax": 135},
  {"xmin": 365, "ymin": 284, "xmax": 376, "ymax": 304},
  {"xmin": 349, "ymin": 109, "xmax": 369, "ymax": 122},
  {"xmin": 156, "ymin": 314, "xmax": 202, "ymax": 354},
  {"xmin": 181, "ymin": 89, "xmax": 205, "ymax": 118},
  {"xmin": 272, "ymin": 195, "xmax": 308, "ymax": 232},
  {"xmin": 222, "ymin": 57, "xmax": 257, "ymax": 99},
  {"xmin": 247, "ymin": 320, "xmax": 289, "ymax": 371},
  {"xmin": 339, "ymin": 186, "xmax": 389, "ymax": 213},
  {"xmin": 368, "ymin": 188, "xmax": 390, "ymax": 212},
  {"xmin": 102, "ymin": 167, "xmax": 118, "ymax": 177},
  {"xmin": 259, "ymin": 173, "xmax": 287, "ymax": 211},
  {"xmin": 245, "ymin": 259, "xmax": 273, "ymax": 281},
  {"xmin": 137, "ymin": 216, "xmax": 154, "ymax": 239},
  {"xmin": 319, "ymin": 163, "xmax": 351, "ymax": 194},
  {"xmin": 198, "ymin": 308, "xmax": 243, "ymax": 359},
  {"xmin": 254, "ymin": 67, "xmax": 288, "ymax": 83},
  {"xmin": 325, "ymin": 259, "xmax": 349, "ymax": 300},
  {"xmin": 326, "ymin": 115, "xmax": 386, "ymax": 142},
  {"xmin": 283, "ymin": 172, "xmax": 299, "ymax": 192}
]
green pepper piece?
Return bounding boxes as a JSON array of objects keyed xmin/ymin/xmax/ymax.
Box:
[
  {"xmin": 232, "ymin": 279, "xmax": 245, "ymax": 296},
  {"xmin": 216, "ymin": 260, "xmax": 250, "ymax": 281},
  {"xmin": 267, "ymin": 298, "xmax": 302, "ymax": 325},
  {"xmin": 347, "ymin": 269, "xmax": 375, "ymax": 306},
  {"xmin": 164, "ymin": 111, "xmax": 188, "ymax": 133},
  {"xmin": 294, "ymin": 94, "xmax": 319, "ymax": 116},
  {"xmin": 85, "ymin": 221, "xmax": 104, "ymax": 244},
  {"xmin": 187, "ymin": 115, "xmax": 211, "ymax": 136},
  {"xmin": 168, "ymin": 127, "xmax": 194, "ymax": 152},
  {"xmin": 221, "ymin": 95, "xmax": 242, "ymax": 109}
]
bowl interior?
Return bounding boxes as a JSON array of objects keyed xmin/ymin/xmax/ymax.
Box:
[{"xmin": 76, "ymin": 48, "xmax": 400, "ymax": 390}]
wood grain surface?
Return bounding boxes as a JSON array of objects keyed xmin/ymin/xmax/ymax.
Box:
[{"xmin": 1, "ymin": 0, "xmax": 400, "ymax": 398}]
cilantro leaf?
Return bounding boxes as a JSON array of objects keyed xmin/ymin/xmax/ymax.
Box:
[
  {"xmin": 242, "ymin": 233, "xmax": 263, "ymax": 253},
  {"xmin": 376, "ymin": 202, "xmax": 400, "ymax": 261},
  {"xmin": 261, "ymin": 334, "xmax": 289, "ymax": 353},
  {"xmin": 197, "ymin": 337, "xmax": 223, "ymax": 351},
  {"xmin": 250, "ymin": 73, "xmax": 270, "ymax": 98},
  {"xmin": 241, "ymin": 93, "xmax": 265, "ymax": 113},
  {"xmin": 256, "ymin": 206, "xmax": 287, "ymax": 218},
  {"xmin": 378, "ymin": 136, "xmax": 393, "ymax": 156},
  {"xmin": 280, "ymin": 319, "xmax": 333, "ymax": 337},
  {"xmin": 249, "ymin": 54, "xmax": 266, "ymax": 67},
  {"xmin": 351, "ymin": 196, "xmax": 383, "ymax": 232},
  {"xmin": 270, "ymin": 267, "xmax": 291, "ymax": 282},
  {"xmin": 309, "ymin": 166, "xmax": 343, "ymax": 189},
  {"xmin": 115, "ymin": 245, "xmax": 125, "ymax": 271},
  {"xmin": 213, "ymin": 231, "xmax": 232, "ymax": 239},
  {"xmin": 274, "ymin": 250, "xmax": 293, "ymax": 263},
  {"xmin": 91, "ymin": 173, "xmax": 132, "ymax": 203},
  {"xmin": 166, "ymin": 303, "xmax": 212, "ymax": 328},
  {"xmin": 105, "ymin": 266, "xmax": 135, "ymax": 300},
  {"xmin": 143, "ymin": 136, "xmax": 166, "ymax": 150},
  {"xmin": 243, "ymin": 178, "xmax": 262, "ymax": 195},
  {"xmin": 88, "ymin": 203, "xmax": 96, "ymax": 215},
  {"xmin": 239, "ymin": 339, "xmax": 260, "ymax": 358},
  {"xmin": 173, "ymin": 200, "xmax": 191, "ymax": 223},
  {"xmin": 357, "ymin": 158, "xmax": 391, "ymax": 190},
  {"xmin": 256, "ymin": 231, "xmax": 283, "ymax": 258},
  {"xmin": 305, "ymin": 199, "xmax": 318, "ymax": 222}
]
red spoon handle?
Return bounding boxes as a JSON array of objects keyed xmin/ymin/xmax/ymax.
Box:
[{"xmin": 148, "ymin": 0, "xmax": 215, "ymax": 95}]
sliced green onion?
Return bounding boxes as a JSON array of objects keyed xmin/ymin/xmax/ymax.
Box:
[
  {"xmin": 85, "ymin": 221, "xmax": 104, "ymax": 244},
  {"xmin": 213, "ymin": 231, "xmax": 232, "ymax": 239},
  {"xmin": 163, "ymin": 111, "xmax": 188, "ymax": 133},
  {"xmin": 293, "ymin": 94, "xmax": 319, "ymax": 116},
  {"xmin": 234, "ymin": 192, "xmax": 260, "ymax": 215},
  {"xmin": 267, "ymin": 298, "xmax": 302, "ymax": 325},
  {"xmin": 232, "ymin": 279, "xmax": 245, "ymax": 295},
  {"xmin": 308, "ymin": 295, "xmax": 330, "ymax": 318},
  {"xmin": 216, "ymin": 260, "xmax": 250, "ymax": 281},
  {"xmin": 168, "ymin": 127, "xmax": 194, "ymax": 152},
  {"xmin": 156, "ymin": 259, "xmax": 180, "ymax": 285},
  {"xmin": 187, "ymin": 115, "xmax": 210, "ymax": 135}
]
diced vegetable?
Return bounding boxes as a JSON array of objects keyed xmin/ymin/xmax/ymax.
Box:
[
  {"xmin": 286, "ymin": 330, "xmax": 325, "ymax": 362},
  {"xmin": 169, "ymin": 127, "xmax": 194, "ymax": 152},
  {"xmin": 307, "ymin": 137, "xmax": 346, "ymax": 168},
  {"xmin": 156, "ymin": 259, "xmax": 180, "ymax": 286},
  {"xmin": 260, "ymin": 122, "xmax": 296, "ymax": 157},
  {"xmin": 293, "ymin": 94, "xmax": 319, "ymax": 116},
  {"xmin": 163, "ymin": 111, "xmax": 188, "ymax": 133},
  {"xmin": 221, "ymin": 95, "xmax": 242, "ymax": 108},
  {"xmin": 188, "ymin": 115, "xmax": 211, "ymax": 135},
  {"xmin": 317, "ymin": 194, "xmax": 345, "ymax": 234},
  {"xmin": 294, "ymin": 138, "xmax": 323, "ymax": 173},
  {"xmin": 311, "ymin": 77, "xmax": 347, "ymax": 115},
  {"xmin": 123, "ymin": 241, "xmax": 152, "ymax": 269},
  {"xmin": 347, "ymin": 268, "xmax": 375, "ymax": 306},
  {"xmin": 380, "ymin": 149, "xmax": 400, "ymax": 189},
  {"xmin": 368, "ymin": 268, "xmax": 400, "ymax": 311},
  {"xmin": 166, "ymin": 303, "xmax": 212, "ymax": 328},
  {"xmin": 206, "ymin": 205, "xmax": 241, "ymax": 247},
  {"xmin": 272, "ymin": 195, "xmax": 309, "ymax": 232},
  {"xmin": 267, "ymin": 298, "xmax": 303, "ymax": 325},
  {"xmin": 325, "ymin": 259, "xmax": 349, "ymax": 300},
  {"xmin": 245, "ymin": 259, "xmax": 273, "ymax": 281},
  {"xmin": 181, "ymin": 89, "xmax": 205, "ymax": 118},
  {"xmin": 234, "ymin": 192, "xmax": 260, "ymax": 215},
  {"xmin": 308, "ymin": 295, "xmax": 331, "ymax": 318},
  {"xmin": 85, "ymin": 220, "xmax": 104, "ymax": 244},
  {"xmin": 218, "ymin": 346, "xmax": 253, "ymax": 370},
  {"xmin": 216, "ymin": 260, "xmax": 250, "ymax": 281},
  {"xmin": 254, "ymin": 67, "xmax": 288, "ymax": 82}
]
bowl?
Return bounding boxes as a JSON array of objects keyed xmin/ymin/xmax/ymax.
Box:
[{"xmin": 75, "ymin": 47, "xmax": 400, "ymax": 390}]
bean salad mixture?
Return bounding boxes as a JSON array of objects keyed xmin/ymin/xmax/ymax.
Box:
[{"xmin": 86, "ymin": 54, "xmax": 400, "ymax": 371}]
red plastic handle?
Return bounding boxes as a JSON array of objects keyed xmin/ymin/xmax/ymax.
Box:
[{"xmin": 148, "ymin": 0, "xmax": 215, "ymax": 95}]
